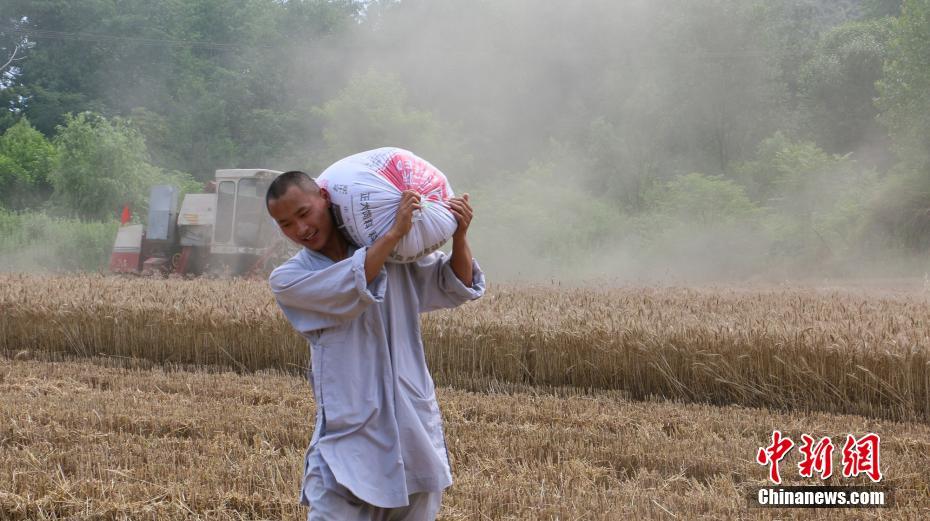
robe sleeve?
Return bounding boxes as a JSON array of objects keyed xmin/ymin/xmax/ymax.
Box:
[
  {"xmin": 410, "ymin": 250, "xmax": 486, "ymax": 313},
  {"xmin": 269, "ymin": 246, "xmax": 387, "ymax": 333}
]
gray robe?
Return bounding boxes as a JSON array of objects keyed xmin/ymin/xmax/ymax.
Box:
[{"xmin": 269, "ymin": 244, "xmax": 486, "ymax": 508}]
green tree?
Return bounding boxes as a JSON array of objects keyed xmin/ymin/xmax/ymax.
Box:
[
  {"xmin": 0, "ymin": 118, "xmax": 58, "ymax": 210},
  {"xmin": 862, "ymin": 0, "xmax": 904, "ymax": 18},
  {"xmin": 734, "ymin": 131, "xmax": 876, "ymax": 210},
  {"xmin": 635, "ymin": 172, "xmax": 772, "ymax": 280},
  {"xmin": 646, "ymin": 173, "xmax": 759, "ymax": 227},
  {"xmin": 1, "ymin": 0, "xmax": 358, "ymax": 176},
  {"xmin": 580, "ymin": 116, "xmax": 662, "ymax": 213},
  {"xmin": 877, "ymin": 0, "xmax": 930, "ymax": 169},
  {"xmin": 0, "ymin": 0, "xmax": 115, "ymax": 134},
  {"xmin": 312, "ymin": 71, "xmax": 471, "ymax": 176},
  {"xmin": 0, "ymin": 156, "xmax": 28, "ymax": 209},
  {"xmin": 866, "ymin": 167, "xmax": 930, "ymax": 251},
  {"xmin": 50, "ymin": 112, "xmax": 197, "ymax": 221},
  {"xmin": 735, "ymin": 132, "xmax": 877, "ymax": 258},
  {"xmin": 868, "ymin": 0, "xmax": 930, "ymax": 251},
  {"xmin": 799, "ymin": 18, "xmax": 893, "ymax": 158},
  {"xmin": 470, "ymin": 159, "xmax": 630, "ymax": 277}
]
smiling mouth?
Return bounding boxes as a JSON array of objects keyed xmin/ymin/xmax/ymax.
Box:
[{"xmin": 302, "ymin": 230, "xmax": 318, "ymax": 242}]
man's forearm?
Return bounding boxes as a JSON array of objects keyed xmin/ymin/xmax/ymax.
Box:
[
  {"xmin": 365, "ymin": 231, "xmax": 402, "ymax": 283},
  {"xmin": 450, "ymin": 234, "xmax": 474, "ymax": 287}
]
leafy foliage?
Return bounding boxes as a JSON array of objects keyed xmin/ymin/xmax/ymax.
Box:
[
  {"xmin": 49, "ymin": 112, "xmax": 198, "ymax": 221},
  {"xmin": 799, "ymin": 18, "xmax": 893, "ymax": 156},
  {"xmin": 471, "ymin": 159, "xmax": 631, "ymax": 277},
  {"xmin": 311, "ymin": 72, "xmax": 471, "ymax": 176},
  {"xmin": 3, "ymin": 0, "xmax": 930, "ymax": 275},
  {"xmin": 877, "ymin": 0, "xmax": 930, "ymax": 169},
  {"xmin": 735, "ymin": 133, "xmax": 878, "ymax": 262},
  {"xmin": 0, "ymin": 119, "xmax": 58, "ymax": 210},
  {"xmin": 646, "ymin": 173, "xmax": 759, "ymax": 227}
]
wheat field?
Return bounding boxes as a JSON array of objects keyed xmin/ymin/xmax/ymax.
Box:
[
  {"xmin": 2, "ymin": 274, "xmax": 929, "ymax": 422},
  {"xmin": 2, "ymin": 356, "xmax": 928, "ymax": 520},
  {"xmin": 2, "ymin": 274, "xmax": 929, "ymax": 519}
]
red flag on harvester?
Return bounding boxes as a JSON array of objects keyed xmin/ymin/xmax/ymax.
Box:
[{"xmin": 120, "ymin": 205, "xmax": 131, "ymax": 225}]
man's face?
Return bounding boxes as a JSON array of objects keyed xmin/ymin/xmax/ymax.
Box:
[{"xmin": 267, "ymin": 184, "xmax": 335, "ymax": 251}]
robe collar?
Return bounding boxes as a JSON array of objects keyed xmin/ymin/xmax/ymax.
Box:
[{"xmin": 301, "ymin": 242, "xmax": 359, "ymax": 266}]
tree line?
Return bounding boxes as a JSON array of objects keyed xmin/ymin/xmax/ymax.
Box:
[{"xmin": 1, "ymin": 0, "xmax": 928, "ymax": 278}]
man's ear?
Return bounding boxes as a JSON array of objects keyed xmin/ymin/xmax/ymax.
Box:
[{"xmin": 319, "ymin": 187, "xmax": 332, "ymax": 205}]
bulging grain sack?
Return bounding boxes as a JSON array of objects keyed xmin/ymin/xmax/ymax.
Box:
[{"xmin": 316, "ymin": 147, "xmax": 457, "ymax": 263}]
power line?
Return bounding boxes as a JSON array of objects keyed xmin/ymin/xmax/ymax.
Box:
[
  {"xmin": 3, "ymin": 26, "xmax": 273, "ymax": 52},
  {"xmin": 1, "ymin": 25, "xmax": 854, "ymax": 60}
]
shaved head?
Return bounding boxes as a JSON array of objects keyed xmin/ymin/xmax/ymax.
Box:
[{"xmin": 265, "ymin": 171, "xmax": 320, "ymax": 210}]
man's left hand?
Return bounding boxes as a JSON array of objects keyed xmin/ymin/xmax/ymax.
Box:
[{"xmin": 447, "ymin": 193, "xmax": 473, "ymax": 239}]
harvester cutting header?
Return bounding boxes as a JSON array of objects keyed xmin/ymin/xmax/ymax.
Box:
[{"xmin": 110, "ymin": 168, "xmax": 296, "ymax": 277}]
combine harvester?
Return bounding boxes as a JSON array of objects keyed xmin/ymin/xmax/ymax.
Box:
[{"xmin": 109, "ymin": 169, "xmax": 296, "ymax": 277}]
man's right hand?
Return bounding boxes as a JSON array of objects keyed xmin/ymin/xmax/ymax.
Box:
[
  {"xmin": 365, "ymin": 190, "xmax": 422, "ymax": 284},
  {"xmin": 387, "ymin": 190, "xmax": 422, "ymax": 240}
]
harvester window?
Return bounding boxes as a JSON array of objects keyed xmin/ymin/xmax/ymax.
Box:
[
  {"xmin": 234, "ymin": 178, "xmax": 264, "ymax": 247},
  {"xmin": 215, "ymin": 181, "xmax": 235, "ymax": 244}
]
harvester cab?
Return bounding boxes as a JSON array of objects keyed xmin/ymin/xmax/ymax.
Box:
[{"xmin": 110, "ymin": 168, "xmax": 296, "ymax": 276}]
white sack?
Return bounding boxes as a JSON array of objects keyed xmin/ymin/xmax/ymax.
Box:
[{"xmin": 316, "ymin": 147, "xmax": 458, "ymax": 263}]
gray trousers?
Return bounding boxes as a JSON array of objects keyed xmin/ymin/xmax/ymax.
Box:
[{"xmin": 304, "ymin": 447, "xmax": 443, "ymax": 521}]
